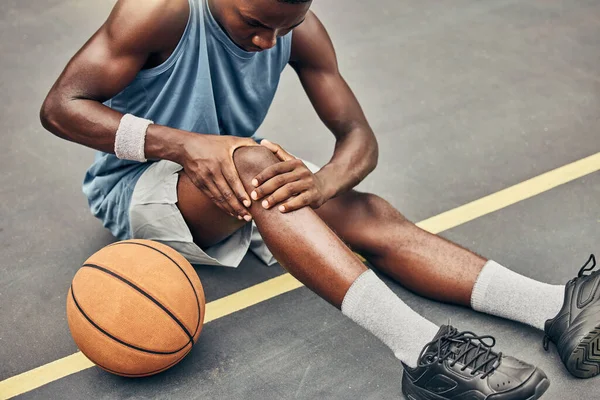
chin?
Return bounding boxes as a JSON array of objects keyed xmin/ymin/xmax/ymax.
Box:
[{"xmin": 245, "ymin": 45, "xmax": 263, "ymax": 52}]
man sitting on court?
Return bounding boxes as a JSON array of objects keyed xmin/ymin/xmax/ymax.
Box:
[{"xmin": 40, "ymin": 0, "xmax": 600, "ymax": 398}]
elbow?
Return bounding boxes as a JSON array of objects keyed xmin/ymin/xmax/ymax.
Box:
[
  {"xmin": 39, "ymin": 93, "xmax": 63, "ymax": 136},
  {"xmin": 368, "ymin": 134, "xmax": 379, "ymax": 173}
]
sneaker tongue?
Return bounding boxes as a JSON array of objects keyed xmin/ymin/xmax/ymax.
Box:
[
  {"xmin": 427, "ymin": 325, "xmax": 497, "ymax": 374},
  {"xmin": 423, "ymin": 325, "xmax": 453, "ymax": 353},
  {"xmin": 434, "ymin": 325, "xmax": 453, "ymax": 340},
  {"xmin": 453, "ymin": 342, "xmax": 491, "ymax": 371}
]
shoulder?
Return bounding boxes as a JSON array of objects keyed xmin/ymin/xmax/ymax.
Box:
[
  {"xmin": 103, "ymin": 0, "xmax": 190, "ymax": 55},
  {"xmin": 289, "ymin": 11, "xmax": 337, "ymax": 72}
]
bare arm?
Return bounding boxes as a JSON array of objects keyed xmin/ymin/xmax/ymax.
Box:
[
  {"xmin": 40, "ymin": 0, "xmax": 192, "ymax": 162},
  {"xmin": 289, "ymin": 11, "xmax": 378, "ymax": 198},
  {"xmin": 40, "ymin": 0, "xmax": 258, "ymax": 219}
]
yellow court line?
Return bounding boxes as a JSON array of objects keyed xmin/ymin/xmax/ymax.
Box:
[
  {"xmin": 1, "ymin": 152, "xmax": 599, "ymax": 400},
  {"xmin": 204, "ymin": 273, "xmax": 304, "ymax": 323},
  {"xmin": 417, "ymin": 152, "xmax": 600, "ymax": 234},
  {"xmin": 0, "ymin": 274, "xmax": 305, "ymax": 400}
]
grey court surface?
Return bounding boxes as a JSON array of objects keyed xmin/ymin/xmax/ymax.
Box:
[{"xmin": 1, "ymin": 0, "xmax": 599, "ymax": 399}]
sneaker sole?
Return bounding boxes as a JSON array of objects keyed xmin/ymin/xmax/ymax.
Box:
[
  {"xmin": 565, "ymin": 324, "xmax": 600, "ymax": 379},
  {"xmin": 401, "ymin": 369, "xmax": 550, "ymax": 400}
]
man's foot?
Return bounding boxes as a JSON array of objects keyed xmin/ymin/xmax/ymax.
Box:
[
  {"xmin": 402, "ymin": 325, "xmax": 550, "ymax": 400},
  {"xmin": 544, "ymin": 254, "xmax": 600, "ymax": 379}
]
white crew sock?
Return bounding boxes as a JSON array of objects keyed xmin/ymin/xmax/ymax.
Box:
[
  {"xmin": 341, "ymin": 270, "xmax": 440, "ymax": 368},
  {"xmin": 471, "ymin": 260, "xmax": 565, "ymax": 331}
]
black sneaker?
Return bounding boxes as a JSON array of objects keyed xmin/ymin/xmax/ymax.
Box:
[
  {"xmin": 402, "ymin": 325, "xmax": 550, "ymax": 400},
  {"xmin": 544, "ymin": 254, "xmax": 600, "ymax": 379}
]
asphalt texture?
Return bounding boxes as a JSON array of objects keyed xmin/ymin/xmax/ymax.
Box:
[{"xmin": 1, "ymin": 0, "xmax": 598, "ymax": 398}]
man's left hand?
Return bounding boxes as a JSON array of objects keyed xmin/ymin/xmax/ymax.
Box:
[{"xmin": 250, "ymin": 140, "xmax": 328, "ymax": 213}]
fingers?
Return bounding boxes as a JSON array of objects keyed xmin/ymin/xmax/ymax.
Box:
[
  {"xmin": 259, "ymin": 181, "xmax": 307, "ymax": 210},
  {"xmin": 196, "ymin": 176, "xmax": 237, "ymax": 218},
  {"xmin": 249, "ymin": 158, "xmax": 315, "ymax": 211},
  {"xmin": 182, "ymin": 136, "xmax": 259, "ymax": 221},
  {"xmin": 214, "ymin": 170, "xmax": 252, "ymax": 221},
  {"xmin": 250, "ymin": 171, "xmax": 299, "ymax": 201},
  {"xmin": 260, "ymin": 140, "xmax": 295, "ymax": 161},
  {"xmin": 222, "ymin": 166, "xmax": 253, "ymax": 221},
  {"xmin": 278, "ymin": 192, "xmax": 313, "ymax": 213},
  {"xmin": 251, "ymin": 159, "xmax": 304, "ymax": 188}
]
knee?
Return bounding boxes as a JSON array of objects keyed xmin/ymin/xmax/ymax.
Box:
[
  {"xmin": 343, "ymin": 192, "xmax": 414, "ymax": 256},
  {"xmin": 356, "ymin": 192, "xmax": 409, "ymax": 224},
  {"xmin": 233, "ymin": 145, "xmax": 279, "ymax": 179}
]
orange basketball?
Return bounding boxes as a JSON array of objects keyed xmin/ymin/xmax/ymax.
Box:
[{"xmin": 66, "ymin": 239, "xmax": 205, "ymax": 377}]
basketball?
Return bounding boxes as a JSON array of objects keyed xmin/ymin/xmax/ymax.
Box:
[{"xmin": 66, "ymin": 239, "xmax": 205, "ymax": 377}]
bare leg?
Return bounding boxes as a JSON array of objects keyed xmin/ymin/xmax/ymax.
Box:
[
  {"xmin": 178, "ymin": 148, "xmax": 444, "ymax": 366},
  {"xmin": 177, "ymin": 146, "xmax": 366, "ymax": 307},
  {"xmin": 315, "ymin": 191, "xmax": 486, "ymax": 306}
]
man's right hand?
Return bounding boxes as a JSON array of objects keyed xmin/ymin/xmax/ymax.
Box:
[
  {"xmin": 178, "ymin": 134, "xmax": 259, "ymax": 221},
  {"xmin": 39, "ymin": 0, "xmax": 259, "ymax": 222}
]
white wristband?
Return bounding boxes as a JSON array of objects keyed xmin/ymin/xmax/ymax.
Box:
[{"xmin": 114, "ymin": 114, "xmax": 154, "ymax": 162}]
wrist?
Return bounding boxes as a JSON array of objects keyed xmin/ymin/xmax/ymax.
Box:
[
  {"xmin": 144, "ymin": 125, "xmax": 195, "ymax": 165},
  {"xmin": 316, "ymin": 166, "xmax": 342, "ymax": 200}
]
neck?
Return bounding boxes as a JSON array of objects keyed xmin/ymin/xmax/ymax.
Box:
[
  {"xmin": 205, "ymin": 0, "xmax": 229, "ymax": 32},
  {"xmin": 206, "ymin": 0, "xmax": 247, "ymax": 51}
]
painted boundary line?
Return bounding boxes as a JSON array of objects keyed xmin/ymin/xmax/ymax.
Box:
[{"xmin": 1, "ymin": 151, "xmax": 599, "ymax": 399}]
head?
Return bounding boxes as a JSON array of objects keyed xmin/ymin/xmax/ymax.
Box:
[{"xmin": 208, "ymin": 0, "xmax": 312, "ymax": 52}]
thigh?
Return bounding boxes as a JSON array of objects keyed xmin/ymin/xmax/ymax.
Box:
[{"xmin": 177, "ymin": 171, "xmax": 248, "ymax": 248}]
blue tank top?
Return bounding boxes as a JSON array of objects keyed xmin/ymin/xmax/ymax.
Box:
[{"xmin": 82, "ymin": 0, "xmax": 292, "ymax": 239}]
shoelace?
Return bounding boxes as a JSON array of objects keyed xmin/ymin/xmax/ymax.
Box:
[
  {"xmin": 418, "ymin": 327, "xmax": 502, "ymax": 379},
  {"xmin": 543, "ymin": 254, "xmax": 597, "ymax": 350}
]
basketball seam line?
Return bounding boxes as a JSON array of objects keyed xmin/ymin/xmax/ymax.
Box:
[
  {"xmin": 107, "ymin": 241, "xmax": 202, "ymax": 337},
  {"xmin": 70, "ymin": 285, "xmax": 190, "ymax": 355},
  {"xmin": 81, "ymin": 263, "xmax": 194, "ymax": 346},
  {"xmin": 93, "ymin": 346, "xmax": 192, "ymax": 377}
]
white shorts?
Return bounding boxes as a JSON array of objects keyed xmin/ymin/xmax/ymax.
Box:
[{"xmin": 129, "ymin": 158, "xmax": 321, "ymax": 268}]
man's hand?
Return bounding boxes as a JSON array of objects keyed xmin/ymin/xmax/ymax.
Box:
[
  {"xmin": 178, "ymin": 134, "xmax": 259, "ymax": 221},
  {"xmin": 250, "ymin": 140, "xmax": 329, "ymax": 213}
]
